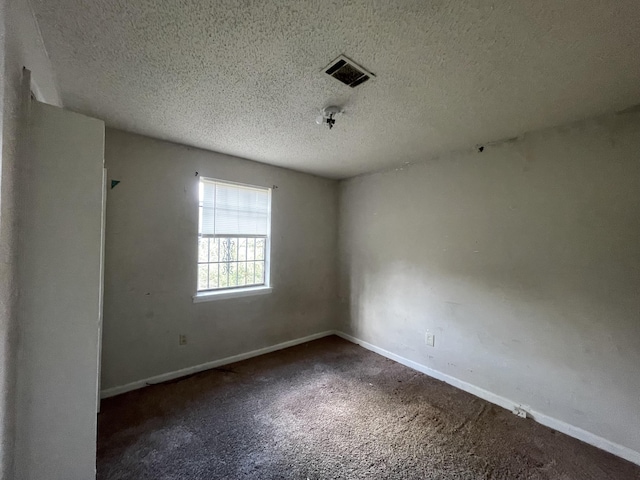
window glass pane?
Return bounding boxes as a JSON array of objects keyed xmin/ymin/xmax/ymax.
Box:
[
  {"xmin": 227, "ymin": 262, "xmax": 238, "ymax": 287},
  {"xmin": 247, "ymin": 238, "xmax": 255, "ymax": 261},
  {"xmin": 220, "ymin": 262, "xmax": 233, "ymax": 287},
  {"xmin": 197, "ymin": 237, "xmax": 268, "ymax": 290},
  {"xmin": 255, "ymin": 261, "xmax": 264, "ymax": 284},
  {"xmin": 246, "ymin": 261, "xmax": 255, "ymax": 284},
  {"xmin": 237, "ymin": 261, "xmax": 247, "ymax": 286},
  {"xmin": 198, "ymin": 178, "xmax": 270, "ymax": 292},
  {"xmin": 232, "ymin": 238, "xmax": 239, "ymax": 261},
  {"xmin": 255, "ymin": 238, "xmax": 265, "ymax": 260},
  {"xmin": 197, "ymin": 246, "xmax": 267, "ymax": 289},
  {"xmin": 238, "ymin": 262, "xmax": 244, "ymax": 286},
  {"xmin": 208, "ymin": 263, "xmax": 219, "ymax": 289},
  {"xmin": 238, "ymin": 238, "xmax": 247, "ymax": 261},
  {"xmin": 220, "ymin": 238, "xmax": 233, "ymax": 263},
  {"xmin": 209, "ymin": 238, "xmax": 219, "ymax": 263},
  {"xmin": 198, "ymin": 238, "xmax": 209, "ymax": 263},
  {"xmin": 198, "ymin": 264, "xmax": 209, "ymax": 290}
]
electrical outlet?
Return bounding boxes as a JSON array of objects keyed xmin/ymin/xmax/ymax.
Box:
[
  {"xmin": 425, "ymin": 332, "xmax": 435, "ymax": 347},
  {"xmin": 179, "ymin": 334, "xmax": 187, "ymax": 346},
  {"xmin": 513, "ymin": 406, "xmax": 527, "ymax": 418}
]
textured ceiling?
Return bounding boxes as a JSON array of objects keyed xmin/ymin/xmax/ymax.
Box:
[{"xmin": 32, "ymin": 0, "xmax": 640, "ymax": 179}]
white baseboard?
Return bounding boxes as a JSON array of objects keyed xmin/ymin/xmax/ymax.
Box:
[
  {"xmin": 100, "ymin": 328, "xmax": 640, "ymax": 467},
  {"xmin": 100, "ymin": 330, "xmax": 335, "ymax": 399},
  {"xmin": 334, "ymin": 331, "xmax": 640, "ymax": 467}
]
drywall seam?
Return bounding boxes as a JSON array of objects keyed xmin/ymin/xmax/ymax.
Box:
[
  {"xmin": 334, "ymin": 331, "xmax": 640, "ymax": 467},
  {"xmin": 100, "ymin": 331, "xmax": 335, "ymax": 399}
]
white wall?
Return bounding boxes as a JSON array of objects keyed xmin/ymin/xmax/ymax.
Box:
[
  {"xmin": 15, "ymin": 101, "xmax": 104, "ymax": 480},
  {"xmin": 338, "ymin": 112, "xmax": 640, "ymax": 457},
  {"xmin": 0, "ymin": 0, "xmax": 60, "ymax": 477},
  {"xmin": 101, "ymin": 129, "xmax": 338, "ymax": 391}
]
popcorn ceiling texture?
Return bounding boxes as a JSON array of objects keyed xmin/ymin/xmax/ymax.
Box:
[{"xmin": 31, "ymin": 0, "xmax": 640, "ymax": 178}]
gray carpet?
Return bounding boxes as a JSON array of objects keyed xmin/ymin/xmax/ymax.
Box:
[{"xmin": 97, "ymin": 336, "xmax": 640, "ymax": 479}]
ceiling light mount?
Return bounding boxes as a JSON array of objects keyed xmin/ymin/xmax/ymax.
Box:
[{"xmin": 316, "ymin": 106, "xmax": 343, "ymax": 130}]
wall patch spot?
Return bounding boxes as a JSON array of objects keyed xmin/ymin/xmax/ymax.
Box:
[{"xmin": 111, "ymin": 180, "xmax": 121, "ymax": 189}]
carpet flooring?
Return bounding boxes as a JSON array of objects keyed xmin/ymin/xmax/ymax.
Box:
[{"xmin": 97, "ymin": 336, "xmax": 640, "ymax": 479}]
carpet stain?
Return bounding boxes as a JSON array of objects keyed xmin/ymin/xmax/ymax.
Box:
[{"xmin": 97, "ymin": 336, "xmax": 640, "ymax": 479}]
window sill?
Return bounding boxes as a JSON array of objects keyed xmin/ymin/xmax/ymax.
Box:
[{"xmin": 193, "ymin": 286, "xmax": 272, "ymax": 303}]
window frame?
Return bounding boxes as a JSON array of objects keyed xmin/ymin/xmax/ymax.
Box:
[{"xmin": 193, "ymin": 177, "xmax": 272, "ymax": 302}]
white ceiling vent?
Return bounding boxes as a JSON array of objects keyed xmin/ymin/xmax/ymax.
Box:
[{"xmin": 324, "ymin": 55, "xmax": 375, "ymax": 88}]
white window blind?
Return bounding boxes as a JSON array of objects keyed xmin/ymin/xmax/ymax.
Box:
[{"xmin": 200, "ymin": 179, "xmax": 270, "ymax": 236}]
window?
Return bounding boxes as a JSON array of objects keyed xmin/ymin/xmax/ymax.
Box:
[{"xmin": 197, "ymin": 178, "xmax": 271, "ymax": 295}]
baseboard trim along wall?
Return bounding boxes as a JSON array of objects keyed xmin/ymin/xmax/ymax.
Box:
[
  {"xmin": 100, "ymin": 329, "xmax": 640, "ymax": 467},
  {"xmin": 333, "ymin": 331, "xmax": 640, "ymax": 467},
  {"xmin": 100, "ymin": 330, "xmax": 335, "ymax": 399}
]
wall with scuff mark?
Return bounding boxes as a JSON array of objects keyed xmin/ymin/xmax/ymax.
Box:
[
  {"xmin": 101, "ymin": 129, "xmax": 338, "ymax": 391},
  {"xmin": 337, "ymin": 112, "xmax": 640, "ymax": 454}
]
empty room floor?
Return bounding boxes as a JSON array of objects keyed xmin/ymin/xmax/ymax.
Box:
[{"xmin": 97, "ymin": 336, "xmax": 640, "ymax": 479}]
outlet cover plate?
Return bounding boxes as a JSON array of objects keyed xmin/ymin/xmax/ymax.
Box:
[
  {"xmin": 425, "ymin": 333, "xmax": 435, "ymax": 347},
  {"xmin": 513, "ymin": 406, "xmax": 528, "ymax": 418}
]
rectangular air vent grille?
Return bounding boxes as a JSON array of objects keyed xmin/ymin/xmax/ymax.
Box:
[{"xmin": 324, "ymin": 55, "xmax": 374, "ymax": 88}]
